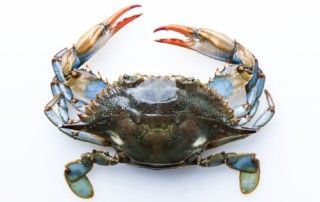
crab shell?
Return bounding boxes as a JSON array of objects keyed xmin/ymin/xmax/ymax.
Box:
[{"xmin": 63, "ymin": 74, "xmax": 255, "ymax": 167}]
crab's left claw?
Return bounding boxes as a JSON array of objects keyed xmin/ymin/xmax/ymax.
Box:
[
  {"xmin": 154, "ymin": 25, "xmax": 254, "ymax": 69},
  {"xmin": 154, "ymin": 25, "xmax": 257, "ymax": 99},
  {"xmin": 75, "ymin": 4, "xmax": 143, "ymax": 63}
]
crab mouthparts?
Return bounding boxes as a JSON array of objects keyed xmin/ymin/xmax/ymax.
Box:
[{"xmin": 153, "ymin": 25, "xmax": 195, "ymax": 47}]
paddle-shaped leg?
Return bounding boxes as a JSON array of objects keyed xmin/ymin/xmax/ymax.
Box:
[
  {"xmin": 199, "ymin": 152, "xmax": 260, "ymax": 194},
  {"xmin": 65, "ymin": 150, "xmax": 119, "ymax": 198}
]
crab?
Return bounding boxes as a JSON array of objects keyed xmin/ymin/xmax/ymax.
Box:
[{"xmin": 44, "ymin": 5, "xmax": 275, "ymax": 198}]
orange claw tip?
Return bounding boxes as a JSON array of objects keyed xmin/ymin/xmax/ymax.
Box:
[
  {"xmin": 114, "ymin": 13, "xmax": 143, "ymax": 29},
  {"xmin": 106, "ymin": 5, "xmax": 143, "ymax": 35},
  {"xmin": 154, "ymin": 39, "xmax": 167, "ymax": 43},
  {"xmin": 153, "ymin": 26, "xmax": 168, "ymax": 33},
  {"xmin": 130, "ymin": 4, "xmax": 142, "ymax": 9},
  {"xmin": 102, "ymin": 4, "xmax": 143, "ymax": 26}
]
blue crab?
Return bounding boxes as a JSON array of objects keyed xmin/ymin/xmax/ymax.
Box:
[{"xmin": 44, "ymin": 5, "xmax": 275, "ymax": 198}]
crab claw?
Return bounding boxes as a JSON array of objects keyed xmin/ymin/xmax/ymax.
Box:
[
  {"xmin": 154, "ymin": 25, "xmax": 254, "ymax": 68},
  {"xmin": 75, "ymin": 5, "xmax": 142, "ymax": 63}
]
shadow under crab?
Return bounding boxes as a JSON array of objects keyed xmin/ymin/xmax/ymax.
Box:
[{"xmin": 44, "ymin": 5, "xmax": 275, "ymax": 198}]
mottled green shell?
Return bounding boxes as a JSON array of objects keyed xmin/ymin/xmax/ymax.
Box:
[{"xmin": 68, "ymin": 74, "xmax": 254, "ymax": 168}]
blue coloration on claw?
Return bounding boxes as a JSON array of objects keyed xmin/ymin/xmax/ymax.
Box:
[
  {"xmin": 231, "ymin": 44, "xmax": 242, "ymax": 64},
  {"xmin": 65, "ymin": 161, "xmax": 93, "ymax": 182},
  {"xmin": 246, "ymin": 62, "xmax": 259, "ymax": 91},
  {"xmin": 70, "ymin": 48, "xmax": 81, "ymax": 70},
  {"xmin": 85, "ymin": 81, "xmax": 108, "ymax": 100},
  {"xmin": 208, "ymin": 77, "xmax": 233, "ymax": 99},
  {"xmin": 65, "ymin": 172, "xmax": 93, "ymax": 198},
  {"xmin": 227, "ymin": 154, "xmax": 258, "ymax": 173}
]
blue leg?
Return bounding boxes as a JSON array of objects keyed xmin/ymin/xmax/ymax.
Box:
[
  {"xmin": 46, "ymin": 5, "xmax": 142, "ymax": 125},
  {"xmin": 233, "ymin": 88, "xmax": 275, "ymax": 129},
  {"xmin": 51, "ymin": 4, "xmax": 142, "ymax": 82},
  {"xmin": 154, "ymin": 25, "xmax": 257, "ymax": 99},
  {"xmin": 231, "ymin": 68, "xmax": 269, "ymax": 126},
  {"xmin": 253, "ymin": 90, "xmax": 275, "ymax": 130},
  {"xmin": 44, "ymin": 93, "xmax": 110, "ymax": 146},
  {"xmin": 50, "ymin": 68, "xmax": 109, "ymax": 116},
  {"xmin": 206, "ymin": 65, "xmax": 267, "ymax": 127},
  {"xmin": 199, "ymin": 152, "xmax": 260, "ymax": 194},
  {"xmin": 65, "ymin": 150, "xmax": 119, "ymax": 198}
]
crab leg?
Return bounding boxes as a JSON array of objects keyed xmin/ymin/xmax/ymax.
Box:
[
  {"xmin": 253, "ymin": 90, "xmax": 275, "ymax": 129},
  {"xmin": 52, "ymin": 4, "xmax": 142, "ymax": 83},
  {"xmin": 231, "ymin": 67, "xmax": 265, "ymax": 116},
  {"xmin": 154, "ymin": 25, "xmax": 273, "ymax": 126},
  {"xmin": 154, "ymin": 25, "xmax": 255, "ymax": 99},
  {"xmin": 44, "ymin": 93, "xmax": 109, "ymax": 146},
  {"xmin": 64, "ymin": 150, "xmax": 119, "ymax": 198},
  {"xmin": 74, "ymin": 4, "xmax": 142, "ymax": 63},
  {"xmin": 50, "ymin": 4, "xmax": 142, "ymax": 94},
  {"xmin": 198, "ymin": 152, "xmax": 260, "ymax": 194},
  {"xmin": 46, "ymin": 5, "xmax": 142, "ymax": 125},
  {"xmin": 44, "ymin": 94, "xmax": 65, "ymax": 126},
  {"xmin": 231, "ymin": 89, "xmax": 275, "ymax": 128}
]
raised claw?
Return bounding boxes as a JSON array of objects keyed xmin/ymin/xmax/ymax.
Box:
[
  {"xmin": 154, "ymin": 25, "xmax": 234, "ymax": 62},
  {"xmin": 155, "ymin": 25, "xmax": 258, "ymax": 99},
  {"xmin": 75, "ymin": 4, "xmax": 143, "ymax": 63},
  {"xmin": 154, "ymin": 25, "xmax": 255, "ymax": 69}
]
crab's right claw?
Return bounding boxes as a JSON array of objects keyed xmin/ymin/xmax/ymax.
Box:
[
  {"xmin": 75, "ymin": 5, "xmax": 143, "ymax": 63},
  {"xmin": 154, "ymin": 25, "xmax": 254, "ymax": 69}
]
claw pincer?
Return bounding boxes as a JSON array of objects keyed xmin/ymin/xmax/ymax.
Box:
[
  {"xmin": 45, "ymin": 5, "xmax": 275, "ymax": 198},
  {"xmin": 46, "ymin": 5, "xmax": 142, "ymax": 124},
  {"xmin": 154, "ymin": 25, "xmax": 255, "ymax": 99},
  {"xmin": 154, "ymin": 25, "xmax": 274, "ymax": 127}
]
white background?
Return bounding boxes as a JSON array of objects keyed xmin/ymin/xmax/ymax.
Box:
[{"xmin": 1, "ymin": 0, "xmax": 319, "ymax": 201}]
